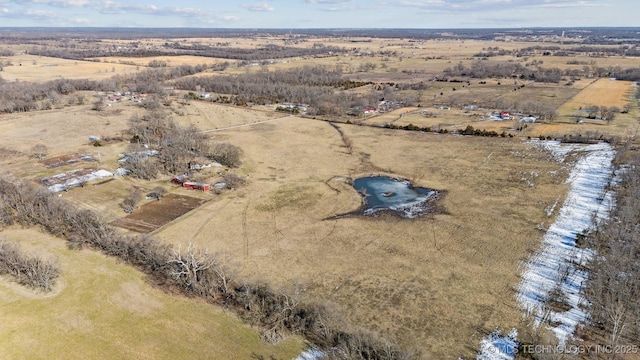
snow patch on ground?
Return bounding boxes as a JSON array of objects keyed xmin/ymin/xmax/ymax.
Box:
[
  {"xmin": 516, "ymin": 141, "xmax": 615, "ymax": 343},
  {"xmin": 293, "ymin": 348, "xmax": 325, "ymax": 360},
  {"xmin": 476, "ymin": 329, "xmax": 519, "ymax": 360},
  {"xmin": 531, "ymin": 139, "xmax": 580, "ymax": 162},
  {"xmin": 475, "ymin": 141, "xmax": 615, "ymax": 360}
]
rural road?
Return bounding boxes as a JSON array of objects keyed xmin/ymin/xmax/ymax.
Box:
[{"xmin": 198, "ymin": 116, "xmax": 292, "ymax": 133}]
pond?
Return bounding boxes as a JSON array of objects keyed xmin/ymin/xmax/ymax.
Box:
[{"xmin": 352, "ymin": 176, "xmax": 438, "ymax": 218}]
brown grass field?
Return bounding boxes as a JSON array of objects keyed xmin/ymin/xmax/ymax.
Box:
[
  {"xmin": 557, "ymin": 78, "xmax": 635, "ymax": 113},
  {"xmin": 1, "ymin": 34, "xmax": 639, "ymax": 359},
  {"xmin": 0, "ymin": 227, "xmax": 304, "ymax": 360},
  {"xmin": 152, "ymin": 116, "xmax": 575, "ymax": 358},
  {"xmin": 0, "ymin": 54, "xmax": 139, "ymax": 82}
]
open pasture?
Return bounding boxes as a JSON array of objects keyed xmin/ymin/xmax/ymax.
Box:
[
  {"xmin": 155, "ymin": 115, "xmax": 573, "ymax": 358},
  {"xmin": 557, "ymin": 78, "xmax": 634, "ymax": 112},
  {"xmin": 1, "ymin": 30, "xmax": 639, "ymax": 359},
  {"xmin": 98, "ymin": 55, "xmax": 231, "ymax": 67},
  {"xmin": 0, "ymin": 227, "xmax": 304, "ymax": 360},
  {"xmin": 176, "ymin": 98, "xmax": 290, "ymax": 131},
  {"xmin": 0, "ymin": 101, "xmax": 132, "ymax": 158},
  {"xmin": 0, "ymin": 54, "xmax": 138, "ymax": 82}
]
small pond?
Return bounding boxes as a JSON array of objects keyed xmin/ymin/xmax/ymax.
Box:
[{"xmin": 352, "ymin": 176, "xmax": 438, "ymax": 218}]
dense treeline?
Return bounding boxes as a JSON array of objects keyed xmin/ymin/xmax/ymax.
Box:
[
  {"xmin": 443, "ymin": 61, "xmax": 564, "ymax": 83},
  {"xmin": 605, "ymin": 67, "xmax": 640, "ymax": 81},
  {"xmin": 0, "ymin": 64, "xmax": 211, "ymax": 114},
  {"xmin": 173, "ymin": 65, "xmax": 342, "ymax": 94},
  {"xmin": 172, "ymin": 65, "xmax": 415, "ymax": 116},
  {"xmin": 26, "ymin": 43, "xmax": 346, "ymax": 61},
  {"xmin": 584, "ymin": 151, "xmax": 640, "ymax": 348},
  {"xmin": 444, "ymin": 60, "xmax": 640, "ymax": 82},
  {"xmin": 474, "ymin": 45, "xmax": 640, "ymax": 58},
  {"xmin": 164, "ymin": 42, "xmax": 346, "ymax": 61},
  {"xmin": 0, "ymin": 78, "xmax": 96, "ymax": 113},
  {"xmin": 107, "ymin": 63, "xmax": 210, "ymax": 93},
  {"xmin": 172, "ymin": 65, "xmax": 349, "ymax": 114},
  {"xmin": 517, "ymin": 45, "xmax": 640, "ymax": 57},
  {"xmin": 27, "ymin": 47, "xmax": 168, "ymax": 60},
  {"xmin": 0, "ymin": 177, "xmax": 412, "ymax": 359}
]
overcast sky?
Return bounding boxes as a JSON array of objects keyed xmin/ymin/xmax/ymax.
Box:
[{"xmin": 0, "ymin": 0, "xmax": 637, "ymax": 29}]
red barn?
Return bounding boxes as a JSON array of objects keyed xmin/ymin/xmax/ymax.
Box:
[
  {"xmin": 171, "ymin": 174, "xmax": 189, "ymax": 184},
  {"xmin": 183, "ymin": 182, "xmax": 211, "ymax": 191}
]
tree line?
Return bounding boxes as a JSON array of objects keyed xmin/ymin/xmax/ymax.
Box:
[
  {"xmin": 0, "ymin": 78, "xmax": 97, "ymax": 113},
  {"xmin": 25, "ymin": 43, "xmax": 347, "ymax": 62},
  {"xmin": 583, "ymin": 149, "xmax": 640, "ymax": 349},
  {"xmin": 0, "ymin": 177, "xmax": 413, "ymax": 359},
  {"xmin": 0, "ymin": 64, "xmax": 211, "ymax": 114},
  {"xmin": 443, "ymin": 61, "xmax": 564, "ymax": 83},
  {"xmin": 473, "ymin": 45, "xmax": 640, "ymax": 58},
  {"xmin": 172, "ymin": 65, "xmax": 416, "ymax": 117},
  {"xmin": 445, "ymin": 60, "xmax": 640, "ymax": 83}
]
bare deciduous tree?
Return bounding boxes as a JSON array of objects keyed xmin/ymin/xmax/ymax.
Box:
[
  {"xmin": 168, "ymin": 242, "xmax": 215, "ymax": 288},
  {"xmin": 92, "ymin": 96, "xmax": 105, "ymax": 111},
  {"xmin": 221, "ymin": 173, "xmax": 246, "ymax": 189},
  {"xmin": 0, "ymin": 239, "xmax": 60, "ymax": 291},
  {"xmin": 585, "ymin": 151, "xmax": 640, "ymax": 346},
  {"xmin": 120, "ymin": 189, "xmax": 142, "ymax": 213},
  {"xmin": 30, "ymin": 144, "xmax": 48, "ymax": 160},
  {"xmin": 210, "ymin": 142, "xmax": 243, "ymax": 167}
]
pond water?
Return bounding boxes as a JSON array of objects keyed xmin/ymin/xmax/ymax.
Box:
[{"xmin": 352, "ymin": 176, "xmax": 437, "ymax": 218}]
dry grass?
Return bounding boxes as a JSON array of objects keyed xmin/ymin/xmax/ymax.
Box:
[
  {"xmin": 98, "ymin": 55, "xmax": 230, "ymax": 67},
  {"xmin": 2, "ymin": 35, "xmax": 640, "ymax": 359},
  {"xmin": 154, "ymin": 116, "xmax": 573, "ymax": 358},
  {"xmin": 0, "ymin": 82, "xmax": 632, "ymax": 360},
  {"xmin": 0, "ymin": 99, "xmax": 132, "ymax": 157},
  {"xmin": 0, "ymin": 55, "xmax": 138, "ymax": 82},
  {"xmin": 559, "ymin": 79, "xmax": 632, "ymax": 113},
  {"xmin": 557, "ymin": 78, "xmax": 635, "ymax": 112},
  {"xmin": 0, "ymin": 227, "xmax": 304, "ymax": 360},
  {"xmin": 530, "ymin": 78, "xmax": 640, "ymax": 139},
  {"xmin": 173, "ymin": 98, "xmax": 290, "ymax": 130}
]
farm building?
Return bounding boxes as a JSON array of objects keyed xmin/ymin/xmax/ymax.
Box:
[
  {"xmin": 183, "ymin": 182, "xmax": 211, "ymax": 191},
  {"xmin": 520, "ymin": 116, "xmax": 537, "ymax": 123},
  {"xmin": 171, "ymin": 174, "xmax": 189, "ymax": 184},
  {"xmin": 118, "ymin": 150, "xmax": 159, "ymax": 163},
  {"xmin": 189, "ymin": 157, "xmax": 220, "ymax": 170}
]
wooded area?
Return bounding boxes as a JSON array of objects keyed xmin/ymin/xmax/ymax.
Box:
[{"xmin": 585, "ymin": 150, "xmax": 640, "ymax": 349}]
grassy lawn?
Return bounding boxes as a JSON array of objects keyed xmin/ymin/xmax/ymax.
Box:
[{"xmin": 0, "ymin": 227, "xmax": 304, "ymax": 360}]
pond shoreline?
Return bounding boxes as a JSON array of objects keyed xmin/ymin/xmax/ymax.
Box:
[{"xmin": 327, "ymin": 174, "xmax": 442, "ymax": 219}]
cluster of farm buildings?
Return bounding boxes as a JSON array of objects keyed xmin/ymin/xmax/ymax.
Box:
[{"xmin": 40, "ymin": 148, "xmax": 225, "ymax": 194}]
